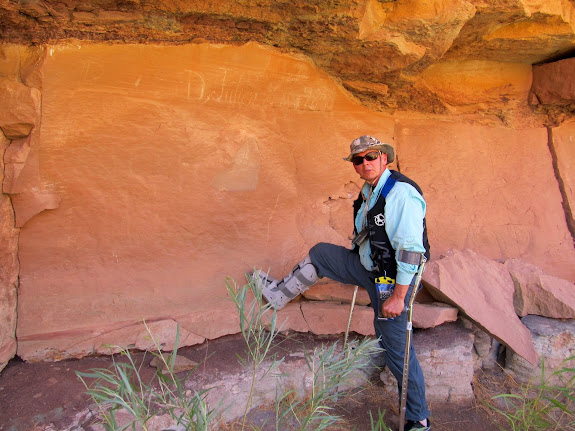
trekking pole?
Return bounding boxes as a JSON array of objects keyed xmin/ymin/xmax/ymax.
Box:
[
  {"xmin": 344, "ymin": 285, "xmax": 359, "ymax": 349},
  {"xmin": 398, "ymin": 254, "xmax": 427, "ymax": 431}
]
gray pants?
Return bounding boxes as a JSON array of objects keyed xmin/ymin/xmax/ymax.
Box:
[{"xmin": 309, "ymin": 242, "xmax": 430, "ymax": 422}]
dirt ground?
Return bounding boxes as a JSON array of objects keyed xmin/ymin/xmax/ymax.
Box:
[{"xmin": 0, "ymin": 333, "xmax": 508, "ymax": 431}]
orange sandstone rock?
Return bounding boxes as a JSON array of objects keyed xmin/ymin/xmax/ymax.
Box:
[{"xmin": 422, "ymin": 249, "xmax": 537, "ymax": 365}]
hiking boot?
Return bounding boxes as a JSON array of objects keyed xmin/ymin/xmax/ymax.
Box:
[{"xmin": 404, "ymin": 418, "xmax": 431, "ymax": 431}]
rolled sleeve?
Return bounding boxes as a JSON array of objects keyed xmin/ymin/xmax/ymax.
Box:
[{"xmin": 385, "ymin": 183, "xmax": 426, "ymax": 284}]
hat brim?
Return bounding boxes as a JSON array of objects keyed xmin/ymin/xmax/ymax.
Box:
[{"xmin": 343, "ymin": 145, "xmax": 391, "ymax": 162}]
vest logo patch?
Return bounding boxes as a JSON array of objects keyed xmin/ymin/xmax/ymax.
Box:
[{"xmin": 374, "ymin": 213, "xmax": 385, "ymax": 226}]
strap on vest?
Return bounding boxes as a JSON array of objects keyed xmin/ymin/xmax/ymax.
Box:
[{"xmin": 381, "ymin": 174, "xmax": 398, "ymax": 199}]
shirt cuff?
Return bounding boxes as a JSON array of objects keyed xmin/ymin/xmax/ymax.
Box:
[{"xmin": 396, "ymin": 262, "xmax": 418, "ymax": 285}]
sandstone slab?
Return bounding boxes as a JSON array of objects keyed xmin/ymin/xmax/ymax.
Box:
[
  {"xmin": 397, "ymin": 119, "xmax": 575, "ymax": 282},
  {"xmin": 380, "ymin": 322, "xmax": 475, "ymax": 403},
  {"xmin": 412, "ymin": 302, "xmax": 458, "ymax": 329},
  {"xmin": 422, "ymin": 249, "xmax": 537, "ymax": 365},
  {"xmin": 17, "ymin": 318, "xmax": 205, "ymax": 362},
  {"xmin": 301, "ymin": 302, "xmax": 374, "ymax": 337},
  {"xmin": 506, "ymin": 315, "xmax": 575, "ymax": 385},
  {"xmin": 505, "ymin": 258, "xmax": 575, "ymax": 318},
  {"xmin": 262, "ymin": 302, "xmax": 310, "ymax": 334},
  {"xmin": 303, "ymin": 281, "xmax": 371, "ymax": 306}
]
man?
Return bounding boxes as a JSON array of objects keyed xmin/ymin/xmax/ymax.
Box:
[{"xmin": 254, "ymin": 135, "xmax": 431, "ymax": 431}]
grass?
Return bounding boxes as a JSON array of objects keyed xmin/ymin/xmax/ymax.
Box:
[
  {"xmin": 486, "ymin": 355, "xmax": 575, "ymax": 431},
  {"xmin": 77, "ymin": 272, "xmax": 385, "ymax": 430},
  {"xmin": 77, "ymin": 322, "xmax": 222, "ymax": 430}
]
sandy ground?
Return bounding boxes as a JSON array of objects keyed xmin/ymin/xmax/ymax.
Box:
[{"xmin": 0, "ymin": 333, "xmax": 508, "ymax": 431}]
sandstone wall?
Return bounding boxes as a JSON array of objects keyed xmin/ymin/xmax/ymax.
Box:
[
  {"xmin": 0, "ymin": 42, "xmax": 574, "ymax": 363},
  {"xmin": 0, "ymin": 45, "xmax": 44, "ymax": 370},
  {"xmin": 0, "ymin": 133, "xmax": 18, "ymax": 371}
]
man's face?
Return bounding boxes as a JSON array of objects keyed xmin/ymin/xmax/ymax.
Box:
[{"xmin": 352, "ymin": 150, "xmax": 387, "ymax": 185}]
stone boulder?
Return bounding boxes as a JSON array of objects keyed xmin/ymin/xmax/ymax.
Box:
[
  {"xmin": 380, "ymin": 321, "xmax": 475, "ymax": 403},
  {"xmin": 461, "ymin": 317, "xmax": 500, "ymax": 370},
  {"xmin": 530, "ymin": 58, "xmax": 575, "ymax": 105},
  {"xmin": 506, "ymin": 315, "xmax": 575, "ymax": 385},
  {"xmin": 422, "ymin": 249, "xmax": 537, "ymax": 365},
  {"xmin": 505, "ymin": 258, "xmax": 575, "ymax": 318}
]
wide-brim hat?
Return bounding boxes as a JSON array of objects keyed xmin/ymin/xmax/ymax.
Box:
[{"xmin": 343, "ymin": 135, "xmax": 395, "ymax": 164}]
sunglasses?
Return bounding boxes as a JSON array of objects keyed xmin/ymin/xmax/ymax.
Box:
[{"xmin": 351, "ymin": 151, "xmax": 380, "ymax": 166}]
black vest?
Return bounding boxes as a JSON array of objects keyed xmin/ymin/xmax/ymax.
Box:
[{"xmin": 352, "ymin": 170, "xmax": 430, "ymax": 278}]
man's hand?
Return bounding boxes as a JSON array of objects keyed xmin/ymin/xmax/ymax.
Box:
[{"xmin": 382, "ymin": 283, "xmax": 409, "ymax": 318}]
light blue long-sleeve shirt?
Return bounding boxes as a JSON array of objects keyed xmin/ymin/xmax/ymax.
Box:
[{"xmin": 354, "ymin": 169, "xmax": 427, "ymax": 285}]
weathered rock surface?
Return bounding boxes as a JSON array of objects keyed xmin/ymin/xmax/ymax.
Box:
[
  {"xmin": 186, "ymin": 343, "xmax": 372, "ymax": 423},
  {"xmin": 530, "ymin": 58, "xmax": 575, "ymax": 105},
  {"xmin": 552, "ymin": 121, "xmax": 575, "ymax": 237},
  {"xmin": 1, "ymin": 0, "xmax": 575, "ymax": 364},
  {"xmin": 1, "ymin": 0, "xmax": 575, "ymax": 125},
  {"xmin": 264, "ymin": 302, "xmax": 311, "ymax": 334},
  {"xmin": 303, "ymin": 282, "xmax": 371, "ymax": 306},
  {"xmin": 397, "ymin": 120, "xmax": 575, "ymax": 282},
  {"xmin": 422, "ymin": 249, "xmax": 537, "ymax": 365},
  {"xmin": 506, "ymin": 315, "xmax": 575, "ymax": 385},
  {"xmin": 2, "ymin": 137, "xmax": 32, "ymax": 194},
  {"xmin": 301, "ymin": 302, "xmax": 375, "ymax": 336},
  {"xmin": 380, "ymin": 322, "xmax": 476, "ymax": 402},
  {"xmin": 461, "ymin": 317, "xmax": 500, "ymax": 370},
  {"xmin": 505, "ymin": 258, "xmax": 575, "ymax": 318},
  {"xmin": 0, "ymin": 78, "xmax": 40, "ymax": 139},
  {"xmin": 0, "ymin": 41, "xmax": 570, "ymax": 362},
  {"xmin": 412, "ymin": 302, "xmax": 459, "ymax": 329},
  {"xmin": 14, "ymin": 42, "xmax": 385, "ymax": 361},
  {"xmin": 17, "ymin": 318, "xmax": 207, "ymax": 362},
  {"xmin": 0, "ymin": 134, "xmax": 19, "ymax": 372}
]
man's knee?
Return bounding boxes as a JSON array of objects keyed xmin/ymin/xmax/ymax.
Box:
[
  {"xmin": 309, "ymin": 242, "xmax": 338, "ymax": 263},
  {"xmin": 309, "ymin": 242, "xmax": 329, "ymax": 257},
  {"xmin": 309, "ymin": 242, "xmax": 333, "ymax": 276}
]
